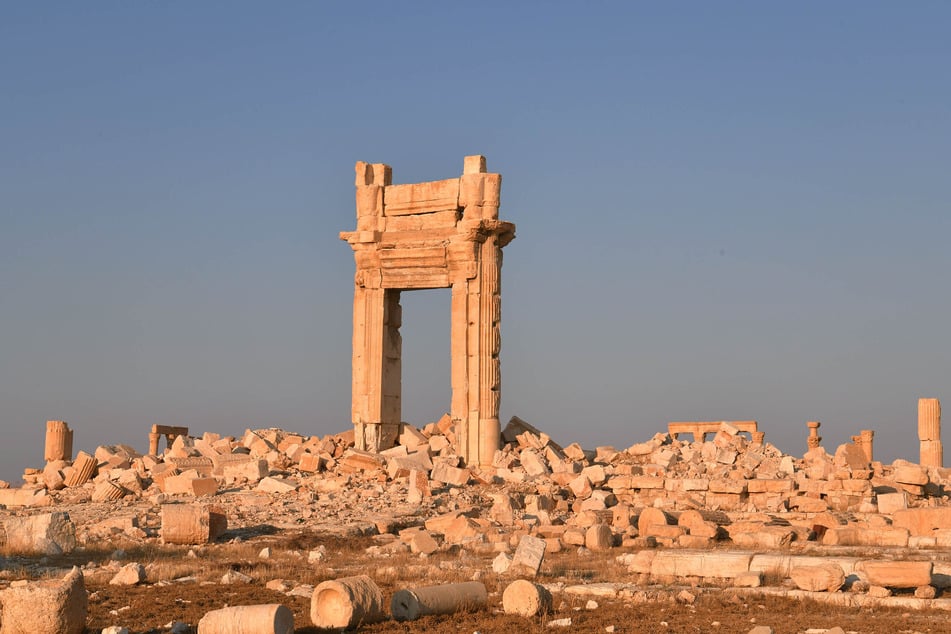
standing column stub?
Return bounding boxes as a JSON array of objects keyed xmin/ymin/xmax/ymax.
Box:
[
  {"xmin": 45, "ymin": 420, "xmax": 73, "ymax": 462},
  {"xmin": 341, "ymin": 156, "xmax": 515, "ymax": 464},
  {"xmin": 918, "ymin": 398, "xmax": 943, "ymax": 468}
]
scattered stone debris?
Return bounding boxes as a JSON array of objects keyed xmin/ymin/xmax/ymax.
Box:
[{"xmin": 0, "ymin": 405, "xmax": 950, "ymax": 631}]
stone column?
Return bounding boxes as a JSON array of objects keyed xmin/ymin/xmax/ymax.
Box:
[
  {"xmin": 148, "ymin": 432, "xmax": 161, "ymax": 456},
  {"xmin": 45, "ymin": 420, "xmax": 73, "ymax": 462},
  {"xmin": 806, "ymin": 421, "xmax": 821, "ymax": 450},
  {"xmin": 751, "ymin": 431, "xmax": 765, "ymax": 448},
  {"xmin": 860, "ymin": 429, "xmax": 874, "ymax": 462},
  {"xmin": 919, "ymin": 397, "xmax": 942, "ymax": 468},
  {"xmin": 351, "ymin": 286, "xmax": 402, "ymax": 452},
  {"xmin": 476, "ymin": 235, "xmax": 502, "ymax": 465}
]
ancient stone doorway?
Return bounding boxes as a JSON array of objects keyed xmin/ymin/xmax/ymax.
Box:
[{"xmin": 340, "ymin": 156, "xmax": 515, "ymax": 466}]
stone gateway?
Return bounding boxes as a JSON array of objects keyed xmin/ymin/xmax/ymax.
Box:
[{"xmin": 340, "ymin": 155, "xmax": 515, "ymax": 466}]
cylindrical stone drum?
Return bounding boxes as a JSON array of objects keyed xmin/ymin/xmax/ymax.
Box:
[
  {"xmin": 45, "ymin": 420, "xmax": 73, "ymax": 462},
  {"xmin": 390, "ymin": 581, "xmax": 488, "ymax": 621},
  {"xmin": 310, "ymin": 575, "xmax": 384, "ymax": 629},
  {"xmin": 502, "ymin": 579, "xmax": 552, "ymax": 617},
  {"xmin": 197, "ymin": 604, "xmax": 293, "ymax": 634}
]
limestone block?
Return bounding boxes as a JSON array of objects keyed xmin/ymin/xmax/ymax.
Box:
[
  {"xmin": 161, "ymin": 504, "xmax": 227, "ymax": 545},
  {"xmin": 894, "ymin": 507, "xmax": 951, "ymax": 536},
  {"xmin": 833, "ymin": 443, "xmax": 869, "ymax": 470},
  {"xmin": 391, "ymin": 582, "xmax": 487, "ymax": 621},
  {"xmin": 109, "ymin": 563, "xmax": 146, "ymax": 586},
  {"xmin": 734, "ymin": 571, "xmax": 763, "ymax": 588},
  {"xmin": 678, "ymin": 534, "xmax": 715, "ymax": 548},
  {"xmin": 649, "ymin": 551, "xmax": 752, "ymax": 579},
  {"xmin": 568, "ymin": 474, "xmax": 593, "ymax": 498},
  {"xmin": 164, "ymin": 474, "xmax": 218, "ymax": 496},
  {"xmin": 787, "ymin": 496, "xmax": 828, "ymax": 513},
  {"xmin": 585, "ymin": 524, "xmax": 613, "ymax": 551},
  {"xmin": 709, "ymin": 479, "xmax": 747, "ymax": 494},
  {"xmin": 893, "ymin": 465, "xmax": 929, "ymax": 486},
  {"xmin": 747, "ymin": 479, "xmax": 794, "ymax": 493},
  {"xmin": 731, "ymin": 527, "xmax": 794, "ymax": 549},
  {"xmin": 310, "ymin": 576, "xmax": 384, "ymax": 629},
  {"xmin": 1, "ymin": 512, "xmax": 76, "ymax": 555},
  {"xmin": 431, "ymin": 463, "xmax": 470, "ymax": 486},
  {"xmin": 914, "ymin": 585, "xmax": 937, "ymax": 599},
  {"xmin": 254, "ymin": 477, "xmax": 297, "ymax": 494},
  {"xmin": 520, "ymin": 449, "xmax": 550, "ymax": 477},
  {"xmin": 0, "ymin": 487, "xmax": 50, "ymax": 508},
  {"xmin": 217, "ymin": 456, "xmax": 268, "ymax": 483},
  {"xmin": 407, "ymin": 468, "xmax": 431, "ymax": 503},
  {"xmin": 821, "ymin": 526, "xmax": 909, "ymax": 547},
  {"xmin": 489, "ymin": 494, "xmax": 516, "ymax": 525},
  {"xmin": 858, "ymin": 561, "xmax": 932, "ymax": 589},
  {"xmin": 876, "ymin": 491, "xmax": 908, "ymax": 514},
  {"xmin": 790, "ymin": 564, "xmax": 845, "ymax": 592},
  {"xmin": 511, "ymin": 534, "xmax": 547, "ymax": 577},
  {"xmin": 502, "ymin": 579, "xmax": 552, "ymax": 617},
  {"xmin": 0, "ymin": 566, "xmax": 87, "ymax": 634},
  {"xmin": 677, "ymin": 510, "xmax": 719, "ymax": 539},
  {"xmin": 197, "ymin": 604, "xmax": 294, "ymax": 634},
  {"xmin": 408, "ymin": 530, "xmax": 439, "ymax": 555}
]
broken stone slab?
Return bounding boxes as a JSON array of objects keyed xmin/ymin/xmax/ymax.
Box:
[
  {"xmin": 790, "ymin": 564, "xmax": 845, "ymax": 592},
  {"xmin": 510, "ymin": 534, "xmax": 547, "ymax": 577},
  {"xmin": 858, "ymin": 561, "xmax": 933, "ymax": 589},
  {"xmin": 254, "ymin": 476, "xmax": 298, "ymax": 494},
  {"xmin": 1, "ymin": 511, "xmax": 76, "ymax": 555},
  {"xmin": 0, "ymin": 566, "xmax": 87, "ymax": 634},
  {"xmin": 390, "ymin": 581, "xmax": 487, "ymax": 621},
  {"xmin": 160, "ymin": 504, "xmax": 227, "ymax": 545},
  {"xmin": 197, "ymin": 604, "xmax": 294, "ymax": 634},
  {"xmin": 310, "ymin": 575, "xmax": 384, "ymax": 629}
]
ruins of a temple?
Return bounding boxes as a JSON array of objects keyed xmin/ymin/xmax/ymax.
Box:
[{"xmin": 340, "ymin": 155, "xmax": 515, "ymax": 466}]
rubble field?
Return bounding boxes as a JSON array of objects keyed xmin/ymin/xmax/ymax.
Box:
[{"xmin": 2, "ymin": 416, "xmax": 951, "ymax": 633}]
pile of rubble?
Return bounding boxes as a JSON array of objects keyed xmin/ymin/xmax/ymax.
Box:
[
  {"xmin": 2, "ymin": 416, "xmax": 951, "ymax": 554},
  {"xmin": 3, "ymin": 415, "xmax": 951, "ymax": 632}
]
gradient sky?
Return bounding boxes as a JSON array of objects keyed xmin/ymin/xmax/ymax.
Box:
[{"xmin": 1, "ymin": 3, "xmax": 949, "ymax": 482}]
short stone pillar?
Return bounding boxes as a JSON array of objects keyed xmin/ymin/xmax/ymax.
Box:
[
  {"xmin": 751, "ymin": 430, "xmax": 765, "ymax": 448},
  {"xmin": 806, "ymin": 421, "xmax": 821, "ymax": 450},
  {"xmin": 860, "ymin": 429, "xmax": 874, "ymax": 462},
  {"xmin": 45, "ymin": 420, "xmax": 73, "ymax": 462},
  {"xmin": 918, "ymin": 398, "xmax": 942, "ymax": 468}
]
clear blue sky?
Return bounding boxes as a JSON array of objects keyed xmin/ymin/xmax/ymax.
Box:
[{"xmin": 2, "ymin": 3, "xmax": 949, "ymax": 482}]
